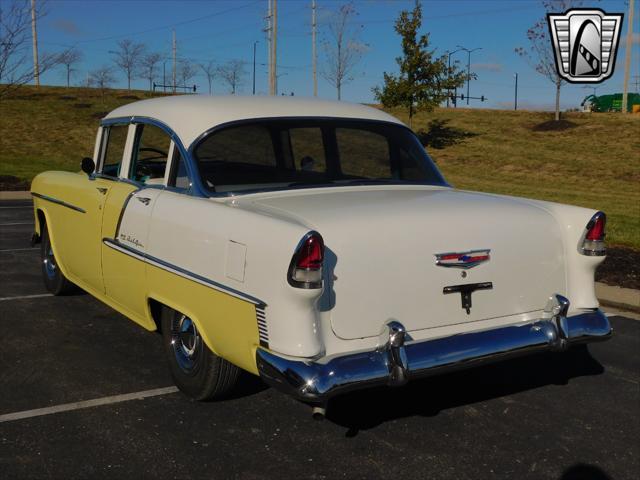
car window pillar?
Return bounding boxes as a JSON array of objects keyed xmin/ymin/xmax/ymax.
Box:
[{"xmin": 120, "ymin": 124, "xmax": 138, "ymax": 180}]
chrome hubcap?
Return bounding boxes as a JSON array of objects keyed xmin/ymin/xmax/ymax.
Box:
[
  {"xmin": 171, "ymin": 314, "xmax": 200, "ymax": 373},
  {"xmin": 43, "ymin": 244, "xmax": 57, "ymax": 279}
]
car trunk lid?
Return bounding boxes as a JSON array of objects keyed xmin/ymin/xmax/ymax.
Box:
[{"xmin": 243, "ymin": 186, "xmax": 566, "ymax": 340}]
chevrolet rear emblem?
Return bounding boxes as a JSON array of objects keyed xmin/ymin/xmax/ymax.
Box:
[{"xmin": 435, "ymin": 249, "xmax": 491, "ymax": 269}]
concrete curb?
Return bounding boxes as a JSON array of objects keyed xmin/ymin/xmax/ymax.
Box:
[
  {"xmin": 1, "ymin": 191, "xmax": 639, "ymax": 313},
  {"xmin": 596, "ymin": 282, "xmax": 640, "ymax": 313},
  {"xmin": 0, "ymin": 191, "xmax": 31, "ymax": 200}
]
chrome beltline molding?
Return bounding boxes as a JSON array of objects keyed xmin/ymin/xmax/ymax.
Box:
[
  {"xmin": 31, "ymin": 192, "xmax": 86, "ymax": 214},
  {"xmin": 102, "ymin": 238, "xmax": 267, "ymax": 307}
]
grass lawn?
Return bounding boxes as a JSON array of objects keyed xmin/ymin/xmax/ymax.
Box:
[{"xmin": 1, "ymin": 85, "xmax": 638, "ymax": 248}]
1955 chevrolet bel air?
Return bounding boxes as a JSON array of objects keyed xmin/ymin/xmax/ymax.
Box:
[{"xmin": 31, "ymin": 95, "xmax": 611, "ymax": 417}]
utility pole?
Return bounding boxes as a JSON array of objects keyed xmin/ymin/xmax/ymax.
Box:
[
  {"xmin": 271, "ymin": 0, "xmax": 278, "ymax": 95},
  {"xmin": 172, "ymin": 29, "xmax": 177, "ymax": 93},
  {"xmin": 447, "ymin": 49, "xmax": 463, "ymax": 107},
  {"xmin": 514, "ymin": 73, "xmax": 518, "ymax": 111},
  {"xmin": 266, "ymin": 0, "xmax": 273, "ymax": 95},
  {"xmin": 253, "ymin": 41, "xmax": 258, "ymax": 95},
  {"xmin": 30, "ymin": 0, "xmax": 40, "ymax": 87},
  {"xmin": 312, "ymin": 0, "xmax": 317, "ymax": 97},
  {"xmin": 621, "ymin": 0, "xmax": 635, "ymax": 113},
  {"xmin": 457, "ymin": 45, "xmax": 482, "ymax": 106}
]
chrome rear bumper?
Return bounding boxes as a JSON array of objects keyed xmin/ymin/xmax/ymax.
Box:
[{"xmin": 256, "ymin": 295, "xmax": 612, "ymax": 404}]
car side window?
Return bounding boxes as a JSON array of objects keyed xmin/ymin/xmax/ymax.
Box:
[
  {"xmin": 168, "ymin": 147, "xmax": 191, "ymax": 190},
  {"xmin": 129, "ymin": 124, "xmax": 172, "ymax": 185},
  {"xmin": 101, "ymin": 125, "xmax": 128, "ymax": 177}
]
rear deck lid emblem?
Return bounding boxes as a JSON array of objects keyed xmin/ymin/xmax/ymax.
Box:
[{"xmin": 435, "ymin": 249, "xmax": 491, "ymax": 269}]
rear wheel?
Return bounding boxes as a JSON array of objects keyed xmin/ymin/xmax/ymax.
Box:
[
  {"xmin": 161, "ymin": 306, "xmax": 240, "ymax": 400},
  {"xmin": 40, "ymin": 220, "xmax": 74, "ymax": 295}
]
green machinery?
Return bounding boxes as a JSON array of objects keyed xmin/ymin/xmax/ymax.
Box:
[{"xmin": 581, "ymin": 93, "xmax": 640, "ymax": 112}]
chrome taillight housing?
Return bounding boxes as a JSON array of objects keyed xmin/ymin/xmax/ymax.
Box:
[
  {"xmin": 579, "ymin": 212, "xmax": 606, "ymax": 256},
  {"xmin": 288, "ymin": 232, "xmax": 324, "ymax": 289}
]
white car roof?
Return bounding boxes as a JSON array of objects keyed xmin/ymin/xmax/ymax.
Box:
[{"xmin": 104, "ymin": 95, "xmax": 405, "ymax": 148}]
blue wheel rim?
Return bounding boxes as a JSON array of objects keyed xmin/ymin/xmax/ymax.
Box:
[{"xmin": 171, "ymin": 315, "xmax": 200, "ymax": 374}]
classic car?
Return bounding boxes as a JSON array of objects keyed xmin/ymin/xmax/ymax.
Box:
[{"xmin": 30, "ymin": 95, "xmax": 611, "ymax": 418}]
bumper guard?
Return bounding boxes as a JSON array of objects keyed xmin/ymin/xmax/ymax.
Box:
[{"xmin": 256, "ymin": 295, "xmax": 612, "ymax": 404}]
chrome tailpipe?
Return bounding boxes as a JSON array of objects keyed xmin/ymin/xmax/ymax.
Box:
[{"xmin": 311, "ymin": 405, "xmax": 326, "ymax": 421}]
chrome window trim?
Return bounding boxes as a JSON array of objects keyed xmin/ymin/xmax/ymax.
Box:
[
  {"xmin": 187, "ymin": 116, "xmax": 451, "ymax": 198},
  {"xmin": 101, "ymin": 116, "xmax": 206, "ymax": 197},
  {"xmin": 32, "ymin": 192, "xmax": 86, "ymax": 214},
  {"xmin": 102, "ymin": 238, "xmax": 267, "ymax": 307}
]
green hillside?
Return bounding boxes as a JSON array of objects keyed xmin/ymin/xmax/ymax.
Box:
[{"xmin": 1, "ymin": 85, "xmax": 638, "ymax": 248}]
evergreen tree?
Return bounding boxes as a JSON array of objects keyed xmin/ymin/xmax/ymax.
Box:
[{"xmin": 373, "ymin": 1, "xmax": 466, "ymax": 127}]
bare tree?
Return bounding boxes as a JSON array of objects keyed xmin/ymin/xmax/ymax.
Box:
[
  {"xmin": 89, "ymin": 65, "xmax": 115, "ymax": 99},
  {"xmin": 199, "ymin": 60, "xmax": 216, "ymax": 94},
  {"xmin": 112, "ymin": 39, "xmax": 145, "ymax": 90},
  {"xmin": 178, "ymin": 59, "xmax": 198, "ymax": 90},
  {"xmin": 0, "ymin": 0, "xmax": 60, "ymax": 98},
  {"xmin": 57, "ymin": 47, "xmax": 82, "ymax": 87},
  {"xmin": 217, "ymin": 59, "xmax": 246, "ymax": 94},
  {"xmin": 321, "ymin": 3, "xmax": 366, "ymax": 100},
  {"xmin": 140, "ymin": 52, "xmax": 161, "ymax": 92},
  {"xmin": 516, "ymin": 0, "xmax": 585, "ymax": 121}
]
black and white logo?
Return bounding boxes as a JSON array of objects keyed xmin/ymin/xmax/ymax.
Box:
[{"xmin": 548, "ymin": 9, "xmax": 623, "ymax": 83}]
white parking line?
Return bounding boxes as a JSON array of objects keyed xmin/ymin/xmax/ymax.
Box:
[
  {"xmin": 0, "ymin": 386, "xmax": 180, "ymax": 423},
  {"xmin": 0, "ymin": 293, "xmax": 52, "ymax": 302},
  {"xmin": 0, "ymin": 247, "xmax": 38, "ymax": 253},
  {"xmin": 0, "ymin": 222, "xmax": 33, "ymax": 226}
]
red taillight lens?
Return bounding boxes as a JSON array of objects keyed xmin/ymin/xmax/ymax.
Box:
[
  {"xmin": 288, "ymin": 232, "xmax": 324, "ymax": 288},
  {"xmin": 580, "ymin": 212, "xmax": 606, "ymax": 256},
  {"xmin": 296, "ymin": 235, "xmax": 324, "ymax": 269},
  {"xmin": 586, "ymin": 215, "xmax": 606, "ymax": 241}
]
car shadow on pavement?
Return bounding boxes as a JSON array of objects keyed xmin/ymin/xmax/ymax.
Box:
[{"xmin": 325, "ymin": 346, "xmax": 604, "ymax": 436}]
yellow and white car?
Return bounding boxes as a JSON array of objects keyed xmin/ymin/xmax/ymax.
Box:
[{"xmin": 31, "ymin": 95, "xmax": 611, "ymax": 417}]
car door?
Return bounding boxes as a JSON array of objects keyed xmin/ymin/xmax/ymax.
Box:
[
  {"xmin": 49, "ymin": 125, "xmax": 130, "ymax": 295},
  {"xmin": 101, "ymin": 121, "xmax": 176, "ymax": 322}
]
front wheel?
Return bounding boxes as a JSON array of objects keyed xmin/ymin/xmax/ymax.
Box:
[
  {"xmin": 40, "ymin": 220, "xmax": 74, "ymax": 295},
  {"xmin": 161, "ymin": 306, "xmax": 240, "ymax": 400}
]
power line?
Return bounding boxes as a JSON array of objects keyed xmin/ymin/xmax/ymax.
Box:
[{"xmin": 68, "ymin": 1, "xmax": 262, "ymax": 45}]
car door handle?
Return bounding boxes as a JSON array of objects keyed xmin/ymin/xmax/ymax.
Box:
[
  {"xmin": 136, "ymin": 197, "xmax": 151, "ymax": 205},
  {"xmin": 96, "ymin": 187, "xmax": 108, "ymax": 195}
]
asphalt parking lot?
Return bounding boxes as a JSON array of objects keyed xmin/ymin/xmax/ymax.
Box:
[{"xmin": 0, "ymin": 199, "xmax": 638, "ymax": 480}]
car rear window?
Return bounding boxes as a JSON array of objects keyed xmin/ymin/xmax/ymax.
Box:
[{"xmin": 193, "ymin": 118, "xmax": 447, "ymax": 194}]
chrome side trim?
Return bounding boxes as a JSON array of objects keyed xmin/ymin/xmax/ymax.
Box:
[
  {"xmin": 256, "ymin": 306, "xmax": 611, "ymax": 404},
  {"xmin": 102, "ymin": 238, "xmax": 267, "ymax": 307},
  {"xmin": 31, "ymin": 192, "xmax": 86, "ymax": 214}
]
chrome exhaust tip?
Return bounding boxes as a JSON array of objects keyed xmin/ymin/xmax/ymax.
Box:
[{"xmin": 311, "ymin": 406, "xmax": 326, "ymax": 421}]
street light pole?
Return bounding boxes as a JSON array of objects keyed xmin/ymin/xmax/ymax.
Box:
[
  {"xmin": 253, "ymin": 41, "xmax": 258, "ymax": 95},
  {"xmin": 514, "ymin": 73, "xmax": 518, "ymax": 110},
  {"xmin": 447, "ymin": 48, "xmax": 463, "ymax": 108},
  {"xmin": 457, "ymin": 45, "xmax": 482, "ymax": 106}
]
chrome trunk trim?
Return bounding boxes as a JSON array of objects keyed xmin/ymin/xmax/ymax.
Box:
[{"xmin": 256, "ymin": 305, "xmax": 612, "ymax": 404}]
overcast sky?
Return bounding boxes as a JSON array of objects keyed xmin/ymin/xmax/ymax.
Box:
[{"xmin": 36, "ymin": 0, "xmax": 639, "ymax": 110}]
